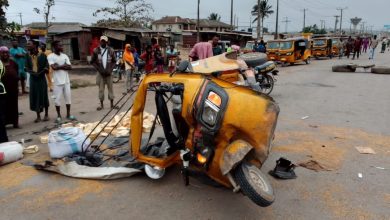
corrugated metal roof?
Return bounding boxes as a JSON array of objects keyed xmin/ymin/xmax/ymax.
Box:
[
  {"xmin": 153, "ymin": 16, "xmax": 195, "ymax": 25},
  {"xmin": 193, "ymin": 19, "xmax": 231, "ymax": 28},
  {"xmin": 24, "ymin": 22, "xmax": 87, "ymax": 34}
]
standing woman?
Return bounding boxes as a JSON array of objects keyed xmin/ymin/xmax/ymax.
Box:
[
  {"xmin": 0, "ymin": 46, "xmax": 20, "ymax": 128},
  {"xmin": 140, "ymin": 45, "xmax": 154, "ymax": 74},
  {"xmin": 122, "ymin": 44, "xmax": 135, "ymax": 93},
  {"xmin": 26, "ymin": 41, "xmax": 50, "ymax": 122},
  {"xmin": 0, "ymin": 57, "xmax": 8, "ymax": 142}
]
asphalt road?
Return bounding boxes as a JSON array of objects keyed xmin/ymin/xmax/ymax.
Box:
[{"xmin": 1, "ymin": 51, "xmax": 389, "ymax": 220}]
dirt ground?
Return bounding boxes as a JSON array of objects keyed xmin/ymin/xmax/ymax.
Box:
[{"xmin": 0, "ymin": 51, "xmax": 389, "ymax": 220}]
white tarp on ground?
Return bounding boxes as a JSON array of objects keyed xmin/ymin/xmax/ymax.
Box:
[{"xmin": 37, "ymin": 161, "xmax": 142, "ymax": 180}]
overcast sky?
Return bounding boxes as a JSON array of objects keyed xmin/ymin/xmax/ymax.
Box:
[{"xmin": 6, "ymin": 0, "xmax": 390, "ymax": 32}]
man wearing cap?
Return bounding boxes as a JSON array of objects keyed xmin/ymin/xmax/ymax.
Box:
[{"xmin": 91, "ymin": 36, "xmax": 117, "ymax": 111}]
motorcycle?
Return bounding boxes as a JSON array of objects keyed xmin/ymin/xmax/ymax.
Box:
[
  {"xmin": 112, "ymin": 59, "xmax": 125, "ymax": 83},
  {"xmin": 130, "ymin": 52, "xmax": 280, "ymax": 207},
  {"xmin": 254, "ymin": 61, "xmax": 278, "ymax": 95}
]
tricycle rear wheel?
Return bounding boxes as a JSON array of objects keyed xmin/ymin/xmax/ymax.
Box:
[{"xmin": 234, "ymin": 161, "xmax": 274, "ymax": 207}]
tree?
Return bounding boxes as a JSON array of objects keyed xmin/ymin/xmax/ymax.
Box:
[
  {"xmin": 0, "ymin": 0, "xmax": 9, "ymax": 32},
  {"xmin": 208, "ymin": 13, "xmax": 221, "ymax": 21},
  {"xmin": 302, "ymin": 24, "xmax": 327, "ymax": 34},
  {"xmin": 93, "ymin": 0, "xmax": 153, "ymax": 28},
  {"xmin": 33, "ymin": 0, "xmax": 55, "ymax": 30},
  {"xmin": 252, "ymin": 0, "xmax": 274, "ymax": 38}
]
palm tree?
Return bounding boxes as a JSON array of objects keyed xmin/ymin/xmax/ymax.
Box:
[
  {"xmin": 208, "ymin": 12, "xmax": 221, "ymax": 21},
  {"xmin": 252, "ymin": 0, "xmax": 274, "ymax": 38}
]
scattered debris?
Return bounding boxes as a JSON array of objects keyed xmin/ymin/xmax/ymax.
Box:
[
  {"xmin": 0, "ymin": 141, "xmax": 24, "ymax": 165},
  {"xmin": 269, "ymin": 157, "xmax": 297, "ymax": 179},
  {"xmin": 371, "ymin": 166, "xmax": 387, "ymax": 170},
  {"xmin": 309, "ymin": 124, "xmax": 318, "ymax": 128},
  {"xmin": 301, "ymin": 116, "xmax": 310, "ymax": 120},
  {"xmin": 355, "ymin": 146, "xmax": 376, "ymax": 154},
  {"xmin": 298, "ymin": 159, "xmax": 333, "ymax": 172},
  {"xmin": 40, "ymin": 135, "xmax": 49, "ymax": 144},
  {"xmin": 358, "ymin": 173, "xmax": 363, "ymax": 178},
  {"xmin": 23, "ymin": 145, "xmax": 39, "ymax": 154},
  {"xmin": 33, "ymin": 161, "xmax": 141, "ymax": 180},
  {"xmin": 63, "ymin": 111, "xmax": 155, "ymax": 140}
]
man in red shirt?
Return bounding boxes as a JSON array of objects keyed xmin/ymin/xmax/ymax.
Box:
[{"xmin": 352, "ymin": 36, "xmax": 362, "ymax": 60}]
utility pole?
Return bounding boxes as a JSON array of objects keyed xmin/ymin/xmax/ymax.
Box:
[
  {"xmin": 236, "ymin": 16, "xmax": 239, "ymax": 31},
  {"xmin": 256, "ymin": 0, "xmax": 260, "ymax": 40},
  {"xmin": 282, "ymin": 17, "xmax": 291, "ymax": 34},
  {"xmin": 18, "ymin": 13, "xmax": 23, "ymax": 26},
  {"xmin": 337, "ymin": 7, "xmax": 347, "ymax": 35},
  {"xmin": 320, "ymin": 20, "xmax": 325, "ymax": 30},
  {"xmin": 334, "ymin": 15, "xmax": 339, "ymax": 33},
  {"xmin": 197, "ymin": 0, "xmax": 200, "ymax": 42},
  {"xmin": 275, "ymin": 0, "xmax": 279, "ymax": 39},
  {"xmin": 302, "ymin": 8, "xmax": 308, "ymax": 31},
  {"xmin": 361, "ymin": 21, "xmax": 366, "ymax": 34},
  {"xmin": 234, "ymin": 14, "xmax": 236, "ymax": 30},
  {"xmin": 230, "ymin": 0, "xmax": 234, "ymax": 28}
]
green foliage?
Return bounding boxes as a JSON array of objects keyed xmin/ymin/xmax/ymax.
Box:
[
  {"xmin": 6, "ymin": 21, "xmax": 21, "ymax": 36},
  {"xmin": 208, "ymin": 13, "xmax": 221, "ymax": 21},
  {"xmin": 251, "ymin": 0, "xmax": 274, "ymax": 23},
  {"xmin": 93, "ymin": 0, "xmax": 153, "ymax": 28},
  {"xmin": 302, "ymin": 24, "xmax": 327, "ymax": 34},
  {"xmin": 0, "ymin": 0, "xmax": 9, "ymax": 32}
]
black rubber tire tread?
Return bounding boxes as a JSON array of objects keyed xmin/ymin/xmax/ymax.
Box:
[
  {"xmin": 240, "ymin": 52, "xmax": 268, "ymax": 67},
  {"xmin": 261, "ymin": 75, "xmax": 274, "ymax": 95},
  {"xmin": 234, "ymin": 162, "xmax": 274, "ymax": 207},
  {"xmin": 371, "ymin": 66, "xmax": 390, "ymax": 74},
  {"xmin": 332, "ymin": 65, "xmax": 356, "ymax": 72}
]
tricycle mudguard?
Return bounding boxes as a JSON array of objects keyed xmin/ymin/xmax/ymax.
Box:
[{"xmin": 220, "ymin": 140, "xmax": 253, "ymax": 176}]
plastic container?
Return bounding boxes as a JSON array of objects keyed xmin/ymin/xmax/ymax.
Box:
[
  {"xmin": 48, "ymin": 127, "xmax": 90, "ymax": 158},
  {"xmin": 0, "ymin": 141, "xmax": 24, "ymax": 165}
]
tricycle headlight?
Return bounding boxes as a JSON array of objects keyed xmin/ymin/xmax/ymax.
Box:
[
  {"xmin": 286, "ymin": 52, "xmax": 292, "ymax": 56},
  {"xmin": 201, "ymin": 92, "xmax": 221, "ymax": 126},
  {"xmin": 202, "ymin": 100, "xmax": 219, "ymax": 126}
]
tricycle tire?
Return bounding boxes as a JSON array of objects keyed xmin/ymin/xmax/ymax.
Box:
[
  {"xmin": 332, "ymin": 65, "xmax": 356, "ymax": 72},
  {"xmin": 240, "ymin": 52, "xmax": 268, "ymax": 67},
  {"xmin": 371, "ymin": 66, "xmax": 390, "ymax": 74},
  {"xmin": 234, "ymin": 161, "xmax": 274, "ymax": 207}
]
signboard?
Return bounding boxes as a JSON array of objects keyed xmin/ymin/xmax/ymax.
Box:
[
  {"xmin": 384, "ymin": 25, "xmax": 390, "ymax": 29},
  {"xmin": 25, "ymin": 29, "xmax": 48, "ymax": 36}
]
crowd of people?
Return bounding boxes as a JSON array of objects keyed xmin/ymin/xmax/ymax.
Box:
[
  {"xmin": 0, "ymin": 39, "xmax": 75, "ymax": 143},
  {"xmin": 0, "ymin": 35, "xmax": 183, "ymax": 143},
  {"xmin": 336, "ymin": 35, "xmax": 384, "ymax": 60}
]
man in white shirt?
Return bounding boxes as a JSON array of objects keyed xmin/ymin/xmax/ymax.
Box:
[
  {"xmin": 369, "ymin": 35, "xmax": 379, "ymax": 60},
  {"xmin": 47, "ymin": 40, "xmax": 75, "ymax": 123},
  {"xmin": 91, "ymin": 36, "xmax": 117, "ymax": 111}
]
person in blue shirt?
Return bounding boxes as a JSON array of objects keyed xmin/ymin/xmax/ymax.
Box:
[
  {"xmin": 130, "ymin": 47, "xmax": 140, "ymax": 82},
  {"xmin": 9, "ymin": 40, "xmax": 28, "ymax": 94}
]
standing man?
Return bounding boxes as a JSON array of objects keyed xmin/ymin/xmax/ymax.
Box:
[
  {"xmin": 212, "ymin": 36, "xmax": 223, "ymax": 56},
  {"xmin": 345, "ymin": 36, "xmax": 353, "ymax": 59},
  {"xmin": 0, "ymin": 58, "xmax": 8, "ymax": 143},
  {"xmin": 352, "ymin": 36, "xmax": 362, "ymax": 60},
  {"xmin": 26, "ymin": 41, "xmax": 50, "ymax": 123},
  {"xmin": 369, "ymin": 35, "xmax": 379, "ymax": 60},
  {"xmin": 9, "ymin": 40, "xmax": 28, "ymax": 94},
  {"xmin": 91, "ymin": 36, "xmax": 117, "ymax": 111},
  {"xmin": 47, "ymin": 41, "xmax": 75, "ymax": 123}
]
